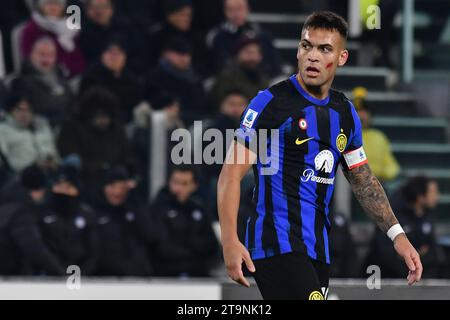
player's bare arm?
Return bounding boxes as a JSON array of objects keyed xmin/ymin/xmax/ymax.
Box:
[
  {"xmin": 217, "ymin": 141, "xmax": 256, "ymax": 288},
  {"xmin": 343, "ymin": 163, "xmax": 423, "ymax": 285}
]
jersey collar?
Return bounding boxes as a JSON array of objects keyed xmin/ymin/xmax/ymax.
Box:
[{"xmin": 289, "ymin": 74, "xmax": 330, "ymax": 106}]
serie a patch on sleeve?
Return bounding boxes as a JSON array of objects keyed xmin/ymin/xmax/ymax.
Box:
[{"xmin": 343, "ymin": 147, "xmax": 368, "ymax": 170}]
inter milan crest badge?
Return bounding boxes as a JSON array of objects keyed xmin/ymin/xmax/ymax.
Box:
[{"xmin": 336, "ymin": 129, "xmax": 347, "ymax": 153}]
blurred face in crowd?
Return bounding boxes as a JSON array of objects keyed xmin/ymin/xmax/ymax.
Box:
[
  {"xmin": 52, "ymin": 181, "xmax": 79, "ymax": 197},
  {"xmin": 225, "ymin": 0, "xmax": 249, "ymax": 27},
  {"xmin": 237, "ymin": 43, "xmax": 262, "ymax": 71},
  {"xmin": 357, "ymin": 108, "xmax": 371, "ymax": 129},
  {"xmin": 30, "ymin": 39, "xmax": 57, "ymax": 73},
  {"xmin": 101, "ymin": 45, "xmax": 127, "ymax": 75},
  {"xmin": 30, "ymin": 189, "xmax": 47, "ymax": 204},
  {"xmin": 87, "ymin": 0, "xmax": 114, "ymax": 26},
  {"xmin": 104, "ymin": 180, "xmax": 131, "ymax": 206},
  {"xmin": 169, "ymin": 170, "xmax": 197, "ymax": 203},
  {"xmin": 162, "ymin": 50, "xmax": 191, "ymax": 71},
  {"xmin": 40, "ymin": 0, "xmax": 65, "ymax": 18},
  {"xmin": 11, "ymin": 100, "xmax": 34, "ymax": 128},
  {"xmin": 220, "ymin": 93, "xmax": 248, "ymax": 121},
  {"xmin": 297, "ymin": 28, "xmax": 348, "ymax": 93},
  {"xmin": 167, "ymin": 6, "xmax": 193, "ymax": 32},
  {"xmin": 418, "ymin": 181, "xmax": 440, "ymax": 210},
  {"xmin": 92, "ymin": 112, "xmax": 111, "ymax": 131}
]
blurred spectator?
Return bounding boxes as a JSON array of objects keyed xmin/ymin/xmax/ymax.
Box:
[
  {"xmin": 206, "ymin": 0, "xmax": 282, "ymax": 77},
  {"xmin": 203, "ymin": 89, "xmax": 247, "ymax": 180},
  {"xmin": 0, "ymin": 165, "xmax": 65, "ymax": 276},
  {"xmin": 329, "ymin": 211, "xmax": 358, "ymax": 278},
  {"xmin": 80, "ymin": 0, "xmax": 148, "ymax": 76},
  {"xmin": 151, "ymin": 165, "xmax": 219, "ymax": 277},
  {"xmin": 57, "ymin": 88, "xmax": 135, "ymax": 188},
  {"xmin": 20, "ymin": 0, "xmax": 85, "ymax": 78},
  {"xmin": 80, "ymin": 39, "xmax": 142, "ymax": 123},
  {"xmin": 147, "ymin": 0, "xmax": 207, "ymax": 73},
  {"xmin": 17, "ymin": 37, "xmax": 74, "ymax": 127},
  {"xmin": 37, "ymin": 164, "xmax": 100, "ymax": 274},
  {"xmin": 131, "ymin": 93, "xmax": 184, "ymax": 201},
  {"xmin": 364, "ymin": 176, "xmax": 442, "ymax": 278},
  {"xmin": 210, "ymin": 35, "xmax": 270, "ymax": 107},
  {"xmin": 0, "ymin": 87, "xmax": 59, "ymax": 173},
  {"xmin": 0, "ymin": 0, "xmax": 32, "ymax": 73},
  {"xmin": 144, "ymin": 37, "xmax": 207, "ymax": 125},
  {"xmin": 91, "ymin": 166, "xmax": 158, "ymax": 276},
  {"xmin": 113, "ymin": 0, "xmax": 163, "ymax": 31},
  {"xmin": 353, "ymin": 87, "xmax": 400, "ymax": 182}
]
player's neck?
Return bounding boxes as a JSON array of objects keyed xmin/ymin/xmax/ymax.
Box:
[{"xmin": 296, "ymin": 74, "xmax": 330, "ymax": 100}]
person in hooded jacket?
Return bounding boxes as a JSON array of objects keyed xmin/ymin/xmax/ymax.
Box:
[
  {"xmin": 0, "ymin": 164, "xmax": 65, "ymax": 276},
  {"xmin": 37, "ymin": 164, "xmax": 100, "ymax": 275},
  {"xmin": 151, "ymin": 165, "xmax": 219, "ymax": 277},
  {"xmin": 91, "ymin": 166, "xmax": 159, "ymax": 276}
]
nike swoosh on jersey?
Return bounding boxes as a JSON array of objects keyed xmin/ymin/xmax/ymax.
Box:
[{"xmin": 295, "ymin": 137, "xmax": 314, "ymax": 145}]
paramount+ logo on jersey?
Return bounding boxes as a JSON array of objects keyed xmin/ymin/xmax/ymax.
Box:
[{"xmin": 301, "ymin": 150, "xmax": 335, "ymax": 185}]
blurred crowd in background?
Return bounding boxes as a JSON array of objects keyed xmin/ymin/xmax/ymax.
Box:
[{"xmin": 0, "ymin": 0, "xmax": 448, "ymax": 279}]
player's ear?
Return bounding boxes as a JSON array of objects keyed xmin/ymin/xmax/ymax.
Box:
[
  {"xmin": 296, "ymin": 43, "xmax": 301, "ymax": 60},
  {"xmin": 338, "ymin": 49, "xmax": 348, "ymax": 67}
]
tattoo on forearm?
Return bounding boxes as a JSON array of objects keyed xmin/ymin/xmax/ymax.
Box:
[{"xmin": 343, "ymin": 164, "xmax": 398, "ymax": 233}]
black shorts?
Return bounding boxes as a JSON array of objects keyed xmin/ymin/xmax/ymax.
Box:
[{"xmin": 251, "ymin": 252, "xmax": 330, "ymax": 300}]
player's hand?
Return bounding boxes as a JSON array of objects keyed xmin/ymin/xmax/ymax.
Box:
[
  {"xmin": 393, "ymin": 233, "xmax": 423, "ymax": 286},
  {"xmin": 223, "ymin": 240, "xmax": 255, "ymax": 288}
]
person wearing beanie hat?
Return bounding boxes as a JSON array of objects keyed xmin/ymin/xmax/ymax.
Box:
[
  {"xmin": 210, "ymin": 33, "xmax": 269, "ymax": 108},
  {"xmin": 90, "ymin": 165, "xmax": 158, "ymax": 276},
  {"xmin": 57, "ymin": 88, "xmax": 136, "ymax": 190},
  {"xmin": 206, "ymin": 0, "xmax": 282, "ymax": 77},
  {"xmin": 0, "ymin": 162, "xmax": 66, "ymax": 276},
  {"xmin": 36, "ymin": 163, "xmax": 100, "ymax": 275},
  {"xmin": 79, "ymin": 35, "xmax": 142, "ymax": 124}
]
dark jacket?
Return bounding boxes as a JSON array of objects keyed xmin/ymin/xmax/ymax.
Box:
[
  {"xmin": 92, "ymin": 192, "xmax": 158, "ymax": 276},
  {"xmin": 37, "ymin": 194, "xmax": 100, "ymax": 275},
  {"xmin": 17, "ymin": 62, "xmax": 75, "ymax": 127},
  {"xmin": 210, "ymin": 62, "xmax": 270, "ymax": 108},
  {"xmin": 0, "ymin": 180, "xmax": 65, "ymax": 276},
  {"xmin": 151, "ymin": 188, "xmax": 219, "ymax": 277},
  {"xmin": 80, "ymin": 63, "xmax": 142, "ymax": 123},
  {"xmin": 80, "ymin": 16, "xmax": 149, "ymax": 77},
  {"xmin": 207, "ymin": 21, "xmax": 282, "ymax": 77},
  {"xmin": 57, "ymin": 118, "xmax": 136, "ymax": 188},
  {"xmin": 145, "ymin": 60, "xmax": 207, "ymax": 124}
]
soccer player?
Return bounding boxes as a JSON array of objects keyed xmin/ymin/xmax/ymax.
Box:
[{"xmin": 217, "ymin": 11, "xmax": 422, "ymax": 300}]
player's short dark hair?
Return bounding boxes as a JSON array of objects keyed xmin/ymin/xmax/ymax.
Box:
[
  {"xmin": 401, "ymin": 176, "xmax": 435, "ymax": 204},
  {"xmin": 302, "ymin": 11, "xmax": 348, "ymax": 40}
]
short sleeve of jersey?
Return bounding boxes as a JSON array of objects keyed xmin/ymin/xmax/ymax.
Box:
[
  {"xmin": 234, "ymin": 89, "xmax": 275, "ymax": 153},
  {"xmin": 341, "ymin": 101, "xmax": 368, "ymax": 171}
]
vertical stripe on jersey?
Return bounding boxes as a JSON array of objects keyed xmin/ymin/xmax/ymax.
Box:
[
  {"xmin": 300, "ymin": 106, "xmax": 319, "ymax": 259},
  {"xmin": 313, "ymin": 106, "xmax": 331, "ymax": 263},
  {"xmin": 270, "ymin": 118, "xmax": 292, "ymax": 254},
  {"xmin": 261, "ymin": 132, "xmax": 281, "ymax": 257},
  {"xmin": 252, "ymin": 160, "xmax": 266, "ymax": 259}
]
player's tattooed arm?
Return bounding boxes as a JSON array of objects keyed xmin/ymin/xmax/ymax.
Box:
[{"xmin": 343, "ymin": 163, "xmax": 398, "ymax": 233}]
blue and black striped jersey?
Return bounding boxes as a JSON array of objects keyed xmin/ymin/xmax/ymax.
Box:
[{"xmin": 235, "ymin": 74, "xmax": 366, "ymax": 264}]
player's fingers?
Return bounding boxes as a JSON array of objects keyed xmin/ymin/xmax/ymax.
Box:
[
  {"xmin": 404, "ymin": 253, "xmax": 416, "ymax": 272},
  {"xmin": 412, "ymin": 254, "xmax": 423, "ymax": 282},
  {"xmin": 243, "ymin": 251, "xmax": 256, "ymax": 273},
  {"xmin": 233, "ymin": 269, "xmax": 250, "ymax": 288}
]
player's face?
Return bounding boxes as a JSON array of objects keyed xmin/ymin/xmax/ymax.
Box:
[
  {"xmin": 297, "ymin": 28, "xmax": 348, "ymax": 88},
  {"xmin": 424, "ymin": 181, "xmax": 440, "ymax": 209}
]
